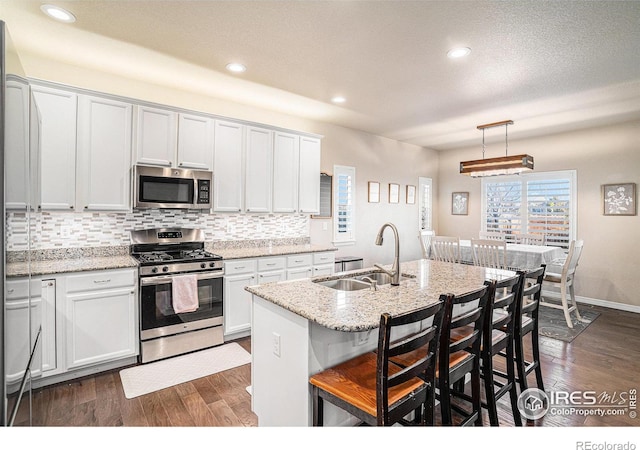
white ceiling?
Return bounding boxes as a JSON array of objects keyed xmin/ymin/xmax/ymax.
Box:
[{"xmin": 3, "ymin": 0, "xmax": 640, "ymax": 150}]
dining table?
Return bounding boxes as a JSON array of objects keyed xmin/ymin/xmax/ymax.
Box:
[{"xmin": 459, "ymin": 239, "xmax": 567, "ymax": 270}]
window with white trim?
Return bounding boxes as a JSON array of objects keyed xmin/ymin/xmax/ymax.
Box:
[
  {"xmin": 481, "ymin": 170, "xmax": 577, "ymax": 248},
  {"xmin": 333, "ymin": 165, "xmax": 356, "ymax": 244},
  {"xmin": 419, "ymin": 177, "xmax": 433, "ymax": 231}
]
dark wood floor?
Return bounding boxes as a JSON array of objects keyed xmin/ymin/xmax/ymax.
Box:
[{"xmin": 15, "ymin": 304, "xmax": 640, "ymax": 427}]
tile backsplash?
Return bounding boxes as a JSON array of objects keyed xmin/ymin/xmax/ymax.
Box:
[{"xmin": 6, "ymin": 210, "xmax": 310, "ymax": 251}]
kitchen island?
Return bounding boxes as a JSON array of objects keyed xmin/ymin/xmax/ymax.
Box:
[{"xmin": 246, "ymin": 259, "xmax": 516, "ymax": 426}]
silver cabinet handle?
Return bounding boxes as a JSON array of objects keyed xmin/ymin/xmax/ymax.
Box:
[
  {"xmin": 7, "ymin": 288, "xmax": 14, "ymax": 293},
  {"xmin": 94, "ymin": 279, "xmax": 111, "ymax": 284},
  {"xmin": 266, "ymin": 263, "xmax": 276, "ymax": 266}
]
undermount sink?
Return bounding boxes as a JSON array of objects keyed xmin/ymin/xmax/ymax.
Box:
[
  {"xmin": 314, "ymin": 278, "xmax": 371, "ymax": 291},
  {"xmin": 353, "ymin": 271, "xmax": 414, "ymax": 285},
  {"xmin": 314, "ymin": 271, "xmax": 416, "ymax": 291}
]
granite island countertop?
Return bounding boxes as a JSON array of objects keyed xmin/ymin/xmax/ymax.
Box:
[{"xmin": 245, "ymin": 259, "xmax": 517, "ymax": 332}]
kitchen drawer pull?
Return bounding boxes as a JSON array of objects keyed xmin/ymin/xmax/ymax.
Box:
[
  {"xmin": 93, "ymin": 279, "xmax": 111, "ymax": 284},
  {"xmin": 295, "ymin": 260, "xmax": 303, "ymax": 263},
  {"xmin": 266, "ymin": 263, "xmax": 276, "ymax": 266},
  {"xmin": 234, "ymin": 266, "xmax": 245, "ymax": 269}
]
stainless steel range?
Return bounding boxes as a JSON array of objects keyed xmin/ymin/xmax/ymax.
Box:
[{"xmin": 130, "ymin": 228, "xmax": 224, "ymax": 363}]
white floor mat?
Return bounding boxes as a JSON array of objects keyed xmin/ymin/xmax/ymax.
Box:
[{"xmin": 119, "ymin": 342, "xmax": 251, "ymax": 399}]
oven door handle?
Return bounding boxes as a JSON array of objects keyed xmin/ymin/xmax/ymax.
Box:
[{"xmin": 140, "ymin": 271, "xmax": 224, "ymax": 286}]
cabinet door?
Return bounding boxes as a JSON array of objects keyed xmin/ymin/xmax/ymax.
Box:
[
  {"xmin": 298, "ymin": 136, "xmax": 321, "ymax": 214},
  {"xmin": 313, "ymin": 265, "xmax": 334, "ymax": 277},
  {"xmin": 76, "ymin": 95, "xmax": 132, "ymax": 211},
  {"xmin": 244, "ymin": 126, "xmax": 273, "ymax": 213},
  {"xmin": 224, "ymin": 272, "xmax": 256, "ymax": 335},
  {"xmin": 177, "ymin": 113, "xmax": 214, "ymax": 170},
  {"xmin": 213, "ymin": 120, "xmax": 244, "ymax": 212},
  {"xmin": 5, "ymin": 77, "xmax": 30, "ymax": 210},
  {"xmin": 286, "ymin": 266, "xmax": 313, "ymax": 280},
  {"xmin": 31, "ymin": 84, "xmax": 77, "ymax": 210},
  {"xmin": 272, "ymin": 131, "xmax": 299, "ymax": 213},
  {"xmin": 65, "ymin": 288, "xmax": 137, "ymax": 369},
  {"xmin": 134, "ymin": 105, "xmax": 177, "ymax": 167},
  {"xmin": 5, "ymin": 279, "xmax": 44, "ymax": 384},
  {"xmin": 257, "ymin": 270, "xmax": 286, "ymax": 284}
]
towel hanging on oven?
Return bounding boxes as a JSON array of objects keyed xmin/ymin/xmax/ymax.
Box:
[{"xmin": 172, "ymin": 274, "xmax": 199, "ymax": 313}]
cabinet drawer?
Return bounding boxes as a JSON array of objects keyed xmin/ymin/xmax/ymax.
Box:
[
  {"xmin": 66, "ymin": 269, "xmax": 136, "ymax": 293},
  {"xmin": 313, "ymin": 252, "xmax": 335, "ymax": 265},
  {"xmin": 287, "ymin": 254, "xmax": 313, "ymax": 268},
  {"xmin": 258, "ymin": 256, "xmax": 286, "ymax": 272},
  {"xmin": 224, "ymin": 259, "xmax": 257, "ymax": 275},
  {"xmin": 6, "ymin": 278, "xmax": 43, "ymax": 300}
]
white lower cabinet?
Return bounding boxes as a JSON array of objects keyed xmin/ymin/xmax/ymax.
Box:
[
  {"xmin": 5, "ymin": 278, "xmax": 44, "ymax": 384},
  {"xmin": 286, "ymin": 254, "xmax": 313, "ymax": 280},
  {"xmin": 223, "ymin": 259, "xmax": 258, "ymax": 336},
  {"xmin": 223, "ymin": 252, "xmax": 334, "ymax": 336},
  {"xmin": 64, "ymin": 269, "xmax": 137, "ymax": 370}
]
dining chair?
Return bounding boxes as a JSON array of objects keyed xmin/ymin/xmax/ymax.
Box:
[
  {"xmin": 471, "ymin": 239, "xmax": 507, "ymax": 270},
  {"xmin": 418, "ymin": 230, "xmax": 435, "ymax": 259},
  {"xmin": 478, "ymin": 231, "xmax": 506, "ymax": 241},
  {"xmin": 431, "ymin": 236, "xmax": 461, "ymax": 263},
  {"xmin": 309, "ymin": 301, "xmax": 445, "ymax": 426},
  {"xmin": 516, "ymin": 234, "xmax": 545, "ymax": 245},
  {"xmin": 540, "ymin": 239, "xmax": 584, "ymax": 328}
]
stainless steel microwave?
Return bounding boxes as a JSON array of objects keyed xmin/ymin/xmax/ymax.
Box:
[{"xmin": 134, "ymin": 165, "xmax": 213, "ymax": 209}]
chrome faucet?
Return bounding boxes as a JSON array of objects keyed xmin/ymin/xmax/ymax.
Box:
[
  {"xmin": 374, "ymin": 222, "xmax": 400, "ymax": 286},
  {"xmin": 360, "ymin": 276, "xmax": 378, "ymax": 291}
]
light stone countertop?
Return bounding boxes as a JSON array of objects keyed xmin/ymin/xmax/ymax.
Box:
[
  {"xmin": 6, "ymin": 243, "xmax": 337, "ymax": 278},
  {"xmin": 245, "ymin": 259, "xmax": 517, "ymax": 332},
  {"xmin": 7, "ymin": 255, "xmax": 138, "ymax": 278},
  {"xmin": 211, "ymin": 244, "xmax": 337, "ymax": 260}
]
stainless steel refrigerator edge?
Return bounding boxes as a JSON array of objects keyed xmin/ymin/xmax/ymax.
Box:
[{"xmin": 1, "ymin": 19, "xmax": 7, "ymax": 427}]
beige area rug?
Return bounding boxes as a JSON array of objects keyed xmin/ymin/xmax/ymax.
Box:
[{"xmin": 119, "ymin": 342, "xmax": 251, "ymax": 399}]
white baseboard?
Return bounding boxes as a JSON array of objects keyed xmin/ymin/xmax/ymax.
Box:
[{"xmin": 541, "ymin": 290, "xmax": 640, "ymax": 314}]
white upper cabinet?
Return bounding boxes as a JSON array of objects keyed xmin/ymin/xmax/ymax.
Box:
[
  {"xmin": 5, "ymin": 77, "xmax": 31, "ymax": 210},
  {"xmin": 298, "ymin": 136, "xmax": 321, "ymax": 214},
  {"xmin": 213, "ymin": 120, "xmax": 244, "ymax": 212},
  {"xmin": 134, "ymin": 105, "xmax": 214, "ymax": 170},
  {"xmin": 76, "ymin": 95, "xmax": 133, "ymax": 211},
  {"xmin": 177, "ymin": 113, "xmax": 214, "ymax": 170},
  {"xmin": 31, "ymin": 84, "xmax": 77, "ymax": 211},
  {"xmin": 244, "ymin": 126, "xmax": 273, "ymax": 213},
  {"xmin": 133, "ymin": 105, "xmax": 177, "ymax": 167},
  {"xmin": 272, "ymin": 131, "xmax": 299, "ymax": 213}
]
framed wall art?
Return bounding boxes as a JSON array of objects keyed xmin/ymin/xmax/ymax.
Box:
[
  {"xmin": 452, "ymin": 192, "xmax": 469, "ymax": 215},
  {"xmin": 602, "ymin": 183, "xmax": 636, "ymax": 216},
  {"xmin": 368, "ymin": 181, "xmax": 380, "ymax": 203},
  {"xmin": 389, "ymin": 183, "xmax": 400, "ymax": 204},
  {"xmin": 406, "ymin": 185, "xmax": 416, "ymax": 204}
]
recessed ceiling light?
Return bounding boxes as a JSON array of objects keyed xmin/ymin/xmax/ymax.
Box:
[
  {"xmin": 226, "ymin": 63, "xmax": 247, "ymax": 73},
  {"xmin": 447, "ymin": 47, "xmax": 471, "ymax": 59},
  {"xmin": 331, "ymin": 96, "xmax": 346, "ymax": 104},
  {"xmin": 40, "ymin": 4, "xmax": 76, "ymax": 23}
]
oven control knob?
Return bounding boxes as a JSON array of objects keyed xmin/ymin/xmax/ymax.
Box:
[
  {"xmin": 201, "ymin": 263, "xmax": 206, "ymax": 269},
  {"xmin": 162, "ymin": 266, "xmax": 169, "ymax": 272},
  {"xmin": 151, "ymin": 267, "xmax": 158, "ymax": 274},
  {"xmin": 209, "ymin": 262, "xmax": 216, "ymax": 268}
]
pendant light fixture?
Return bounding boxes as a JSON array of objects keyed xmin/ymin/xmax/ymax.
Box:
[{"xmin": 459, "ymin": 120, "xmax": 534, "ymax": 177}]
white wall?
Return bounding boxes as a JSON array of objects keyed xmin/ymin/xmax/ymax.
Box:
[{"xmin": 437, "ymin": 120, "xmax": 640, "ymax": 309}]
